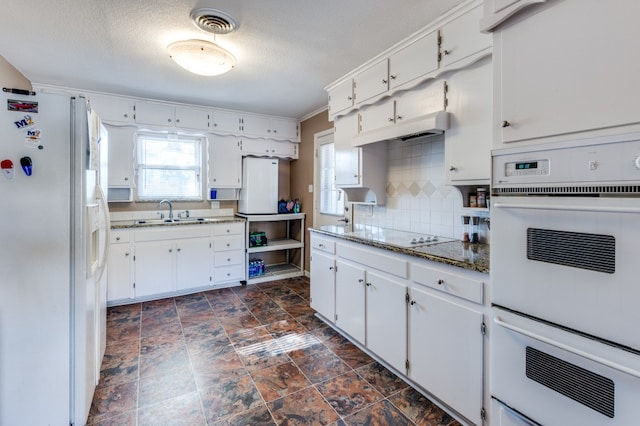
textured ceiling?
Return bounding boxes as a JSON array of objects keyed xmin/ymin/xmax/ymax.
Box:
[{"xmin": 0, "ymin": 0, "xmax": 464, "ymax": 119}]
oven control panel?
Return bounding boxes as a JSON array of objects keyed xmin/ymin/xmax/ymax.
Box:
[{"xmin": 504, "ymin": 159, "xmax": 550, "ymax": 177}]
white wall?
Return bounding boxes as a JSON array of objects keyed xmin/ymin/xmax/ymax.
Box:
[{"xmin": 353, "ymin": 135, "xmax": 466, "ymax": 239}]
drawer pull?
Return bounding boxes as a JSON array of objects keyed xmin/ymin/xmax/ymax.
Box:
[{"xmin": 437, "ymin": 279, "xmax": 444, "ymax": 285}]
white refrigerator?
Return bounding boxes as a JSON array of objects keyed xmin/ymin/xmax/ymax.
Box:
[
  {"xmin": 238, "ymin": 157, "xmax": 279, "ymax": 214},
  {"xmin": 0, "ymin": 91, "xmax": 109, "ymax": 425}
]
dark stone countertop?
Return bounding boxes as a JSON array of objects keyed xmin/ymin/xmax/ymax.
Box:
[
  {"xmin": 310, "ymin": 225, "xmax": 489, "ymax": 275},
  {"xmin": 111, "ymin": 216, "xmax": 245, "ymax": 230}
]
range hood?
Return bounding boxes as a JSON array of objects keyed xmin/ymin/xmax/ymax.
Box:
[{"xmin": 353, "ymin": 110, "xmax": 450, "ymax": 147}]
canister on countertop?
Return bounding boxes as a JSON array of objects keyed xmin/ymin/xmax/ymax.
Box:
[{"xmin": 462, "ymin": 215, "xmax": 471, "ymax": 242}]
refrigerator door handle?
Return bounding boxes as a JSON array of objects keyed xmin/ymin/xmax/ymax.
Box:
[{"xmin": 95, "ymin": 183, "xmax": 110, "ymax": 281}]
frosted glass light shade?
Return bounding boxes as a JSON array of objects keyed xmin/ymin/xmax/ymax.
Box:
[{"xmin": 168, "ymin": 39, "xmax": 236, "ymax": 76}]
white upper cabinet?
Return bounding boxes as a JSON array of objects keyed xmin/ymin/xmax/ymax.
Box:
[
  {"xmin": 89, "ymin": 95, "xmax": 135, "ymax": 124},
  {"xmin": 438, "ymin": 4, "xmax": 491, "ymax": 69},
  {"xmin": 389, "ymin": 31, "xmax": 439, "ymax": 90},
  {"xmin": 134, "ymin": 101, "xmax": 175, "ymax": 127},
  {"xmin": 135, "ymin": 101, "xmax": 210, "ymax": 130},
  {"xmin": 208, "ymin": 134, "xmax": 242, "ymax": 188},
  {"xmin": 445, "ymin": 58, "xmax": 492, "ymax": 184},
  {"xmin": 240, "ymin": 138, "xmax": 298, "ymax": 159},
  {"xmin": 328, "ymin": 79, "xmax": 355, "ymax": 118},
  {"xmin": 211, "ymin": 110, "xmax": 242, "ymax": 133},
  {"xmin": 358, "ymin": 100, "xmax": 395, "ymax": 135},
  {"xmin": 106, "ymin": 126, "xmax": 135, "ymax": 188},
  {"xmin": 354, "ymin": 60, "xmax": 389, "ymax": 106},
  {"xmin": 243, "ymin": 115, "xmax": 299, "ymax": 141},
  {"xmin": 334, "ymin": 112, "xmax": 359, "ymax": 150},
  {"xmin": 175, "ymin": 106, "xmax": 210, "ymax": 131},
  {"xmin": 494, "ymin": 0, "xmax": 640, "ymax": 148}
]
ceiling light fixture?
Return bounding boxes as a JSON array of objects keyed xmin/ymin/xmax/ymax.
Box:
[{"xmin": 167, "ymin": 39, "xmax": 236, "ymax": 76}]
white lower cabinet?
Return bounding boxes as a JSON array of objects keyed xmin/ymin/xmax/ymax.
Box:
[
  {"xmin": 366, "ymin": 270, "xmax": 407, "ymax": 373},
  {"xmin": 176, "ymin": 238, "xmax": 212, "ymax": 291},
  {"xmin": 107, "ymin": 223, "xmax": 245, "ymax": 304},
  {"xmin": 107, "ymin": 232, "xmax": 133, "ymax": 302},
  {"xmin": 309, "ymin": 247, "xmax": 336, "ymax": 321},
  {"xmin": 408, "ymin": 285, "xmax": 484, "ymax": 425},
  {"xmin": 134, "ymin": 241, "xmax": 176, "ymax": 298},
  {"xmin": 309, "ymin": 231, "xmax": 488, "ymax": 425},
  {"xmin": 335, "ymin": 260, "xmax": 366, "ymax": 344}
]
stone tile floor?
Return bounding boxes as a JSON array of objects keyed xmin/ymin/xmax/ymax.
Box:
[{"xmin": 88, "ymin": 276, "xmax": 461, "ymax": 425}]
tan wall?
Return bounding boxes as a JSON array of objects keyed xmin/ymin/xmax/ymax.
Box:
[
  {"xmin": 0, "ymin": 56, "xmax": 32, "ymax": 91},
  {"xmin": 292, "ymin": 109, "xmax": 332, "ymax": 274}
]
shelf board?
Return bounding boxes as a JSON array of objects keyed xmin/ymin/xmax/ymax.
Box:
[
  {"xmin": 246, "ymin": 263, "xmax": 303, "ymax": 284},
  {"xmin": 247, "ymin": 239, "xmax": 303, "ymax": 253},
  {"xmin": 236, "ymin": 213, "xmax": 305, "ymax": 222}
]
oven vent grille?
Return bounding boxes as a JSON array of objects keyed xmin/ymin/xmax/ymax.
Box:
[
  {"xmin": 494, "ymin": 185, "xmax": 640, "ymax": 196},
  {"xmin": 526, "ymin": 346, "xmax": 615, "ymax": 418},
  {"xmin": 527, "ymin": 228, "xmax": 615, "ymax": 274}
]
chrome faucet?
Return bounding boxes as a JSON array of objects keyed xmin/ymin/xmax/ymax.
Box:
[{"xmin": 159, "ymin": 199, "xmax": 173, "ymax": 221}]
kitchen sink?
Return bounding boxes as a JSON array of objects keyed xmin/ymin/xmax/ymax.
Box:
[{"xmin": 133, "ymin": 217, "xmax": 219, "ymax": 226}]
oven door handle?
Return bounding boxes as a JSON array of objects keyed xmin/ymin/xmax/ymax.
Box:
[
  {"xmin": 493, "ymin": 202, "xmax": 640, "ymax": 214},
  {"xmin": 494, "ymin": 316, "xmax": 640, "ymax": 379}
]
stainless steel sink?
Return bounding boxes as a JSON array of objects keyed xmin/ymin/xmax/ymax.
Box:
[{"xmin": 133, "ymin": 217, "xmax": 217, "ymax": 226}]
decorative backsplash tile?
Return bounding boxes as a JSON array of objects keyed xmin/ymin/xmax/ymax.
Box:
[{"xmin": 353, "ymin": 135, "xmax": 466, "ymax": 240}]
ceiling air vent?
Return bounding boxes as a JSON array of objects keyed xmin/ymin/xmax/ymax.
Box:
[{"xmin": 190, "ymin": 8, "xmax": 239, "ymax": 35}]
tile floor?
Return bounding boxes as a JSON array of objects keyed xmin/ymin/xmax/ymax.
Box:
[{"xmin": 88, "ymin": 276, "xmax": 461, "ymax": 426}]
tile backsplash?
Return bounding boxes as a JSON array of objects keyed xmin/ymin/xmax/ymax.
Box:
[{"xmin": 353, "ymin": 135, "xmax": 473, "ymax": 241}]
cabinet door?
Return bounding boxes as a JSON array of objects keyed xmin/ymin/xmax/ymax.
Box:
[
  {"xmin": 212, "ymin": 110, "xmax": 242, "ymax": 133},
  {"xmin": 270, "ymin": 118, "xmax": 299, "ymax": 142},
  {"xmin": 354, "ymin": 60, "xmax": 389, "ymax": 106},
  {"xmin": 328, "ymin": 79, "xmax": 355, "ymax": 118},
  {"xmin": 310, "ymin": 251, "xmax": 336, "ymax": 321},
  {"xmin": 135, "ymin": 102, "xmax": 175, "ymax": 127},
  {"xmin": 366, "ymin": 271, "xmax": 407, "ymax": 373},
  {"xmin": 176, "ymin": 238, "xmax": 211, "ymax": 291},
  {"xmin": 334, "ymin": 112, "xmax": 358, "ymax": 151},
  {"xmin": 270, "ymin": 141, "xmax": 298, "ymax": 159},
  {"xmin": 439, "ymin": 4, "xmax": 491, "ymax": 69},
  {"xmin": 498, "ymin": 0, "xmax": 640, "ymax": 145},
  {"xmin": 358, "ymin": 100, "xmax": 395, "ymax": 135},
  {"xmin": 175, "ymin": 106, "xmax": 210, "ymax": 131},
  {"xmin": 134, "ymin": 241, "xmax": 175, "ymax": 297},
  {"xmin": 394, "ymin": 80, "xmax": 446, "ymax": 123},
  {"xmin": 89, "ymin": 96, "xmax": 135, "ymax": 124},
  {"xmin": 335, "ymin": 261, "xmax": 365, "ymax": 344},
  {"xmin": 408, "ymin": 286, "xmax": 484, "ymax": 425},
  {"xmin": 208, "ymin": 135, "xmax": 241, "ymax": 188},
  {"xmin": 389, "ymin": 31, "xmax": 439, "ymax": 90},
  {"xmin": 240, "ymin": 138, "xmax": 270, "ymax": 156},
  {"xmin": 242, "ymin": 115, "xmax": 271, "ymax": 138},
  {"xmin": 107, "ymin": 244, "xmax": 133, "ymax": 302},
  {"xmin": 445, "ymin": 58, "xmax": 492, "ymax": 183},
  {"xmin": 106, "ymin": 126, "xmax": 134, "ymax": 187},
  {"xmin": 335, "ymin": 148, "xmax": 361, "ymax": 186}
]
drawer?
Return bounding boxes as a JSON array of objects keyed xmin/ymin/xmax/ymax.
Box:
[
  {"xmin": 213, "ymin": 222, "xmax": 244, "ymax": 236},
  {"xmin": 214, "ymin": 264, "xmax": 245, "ymax": 282},
  {"xmin": 214, "ymin": 250, "xmax": 244, "ymax": 267},
  {"xmin": 214, "ymin": 235, "xmax": 244, "ymax": 251},
  {"xmin": 310, "ymin": 234, "xmax": 336, "ymax": 254},
  {"xmin": 410, "ymin": 261, "xmax": 485, "ymax": 304},
  {"xmin": 110, "ymin": 231, "xmax": 130, "ymax": 244},
  {"xmin": 337, "ymin": 243, "xmax": 408, "ymax": 279}
]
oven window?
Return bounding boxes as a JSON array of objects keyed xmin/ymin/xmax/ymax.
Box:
[{"xmin": 527, "ymin": 228, "xmax": 615, "ymax": 274}]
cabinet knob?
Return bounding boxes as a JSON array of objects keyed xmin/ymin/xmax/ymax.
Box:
[
  {"xmin": 227, "ymin": 258, "xmax": 231, "ymax": 262},
  {"xmin": 123, "ymin": 114, "xmax": 128, "ymax": 118},
  {"xmin": 116, "ymin": 236, "xmax": 120, "ymax": 241},
  {"xmin": 449, "ymin": 166, "xmax": 457, "ymax": 171},
  {"xmin": 125, "ymin": 252, "xmax": 129, "ymax": 256},
  {"xmin": 396, "ymin": 115, "xmax": 403, "ymax": 121},
  {"xmin": 366, "ymin": 282, "xmax": 372, "ymax": 287},
  {"xmin": 273, "ymin": 129, "xmax": 277, "ymax": 133},
  {"xmin": 226, "ymin": 243, "xmax": 231, "ymax": 247},
  {"xmin": 388, "ymin": 117, "xmax": 394, "ymax": 122},
  {"xmin": 442, "ymin": 49, "xmax": 451, "ymax": 56},
  {"xmin": 169, "ymin": 249, "xmax": 173, "ymax": 253},
  {"xmin": 329, "ymin": 266, "xmax": 334, "ymax": 271},
  {"xmin": 124, "ymin": 177, "xmax": 129, "ymax": 181},
  {"xmin": 390, "ymin": 74, "xmax": 397, "ymax": 80},
  {"xmin": 177, "ymin": 248, "xmax": 181, "ymax": 252},
  {"xmin": 382, "ymin": 79, "xmax": 388, "ymax": 84},
  {"xmin": 410, "ymin": 300, "xmax": 416, "ymax": 305},
  {"xmin": 168, "ymin": 118, "xmax": 172, "ymax": 123},
  {"xmin": 437, "ymin": 279, "xmax": 444, "ymax": 285},
  {"xmin": 353, "ymin": 174, "xmax": 358, "ymax": 178},
  {"xmin": 358, "ymin": 279, "xmax": 364, "ymax": 283},
  {"xmin": 501, "ymin": 120, "xmax": 511, "ymax": 128}
]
